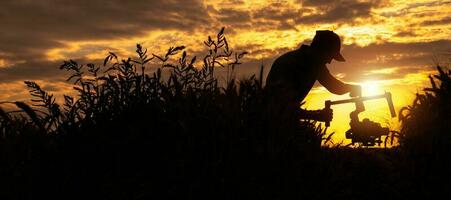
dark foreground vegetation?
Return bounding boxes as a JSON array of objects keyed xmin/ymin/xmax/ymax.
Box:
[{"xmin": 0, "ymin": 29, "xmax": 450, "ymax": 199}]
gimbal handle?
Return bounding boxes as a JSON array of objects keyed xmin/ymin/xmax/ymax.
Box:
[
  {"xmin": 325, "ymin": 100, "xmax": 332, "ymax": 127},
  {"xmin": 323, "ymin": 92, "xmax": 396, "ymax": 127}
]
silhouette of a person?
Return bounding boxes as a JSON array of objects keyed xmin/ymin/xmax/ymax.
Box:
[{"xmin": 265, "ymin": 30, "xmax": 361, "ymax": 122}]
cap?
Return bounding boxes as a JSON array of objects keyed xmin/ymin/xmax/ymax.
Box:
[{"xmin": 311, "ymin": 30, "xmax": 345, "ymax": 62}]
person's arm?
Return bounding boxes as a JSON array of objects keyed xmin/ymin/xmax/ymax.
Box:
[
  {"xmin": 317, "ymin": 67, "xmax": 361, "ymax": 96},
  {"xmin": 317, "ymin": 67, "xmax": 349, "ymax": 95}
]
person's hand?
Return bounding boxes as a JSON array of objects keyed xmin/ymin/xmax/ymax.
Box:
[
  {"xmin": 349, "ymin": 84, "xmax": 362, "ymax": 97},
  {"xmin": 317, "ymin": 108, "xmax": 333, "ymax": 122},
  {"xmin": 299, "ymin": 109, "xmax": 333, "ymax": 122}
]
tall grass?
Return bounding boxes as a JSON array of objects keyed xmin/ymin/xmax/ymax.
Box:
[
  {"xmin": 0, "ymin": 28, "xmax": 328, "ymax": 199},
  {"xmin": 397, "ymin": 66, "xmax": 451, "ymax": 195},
  {"xmin": 398, "ymin": 66, "xmax": 450, "ymax": 151}
]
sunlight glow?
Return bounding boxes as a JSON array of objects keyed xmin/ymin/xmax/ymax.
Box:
[
  {"xmin": 304, "ymin": 70, "xmax": 433, "ymax": 146},
  {"xmin": 362, "ymin": 81, "xmax": 384, "ymax": 96},
  {"xmin": 0, "ymin": 59, "xmax": 7, "ymax": 68}
]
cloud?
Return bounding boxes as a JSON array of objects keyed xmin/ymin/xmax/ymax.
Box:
[
  {"xmin": 1, "ymin": 0, "xmax": 210, "ymax": 38},
  {"xmin": 0, "ymin": 0, "xmax": 210, "ymax": 61},
  {"xmin": 420, "ymin": 17, "xmax": 451, "ymax": 26},
  {"xmin": 214, "ymin": 8, "xmax": 252, "ymax": 24},
  {"xmin": 331, "ymin": 40, "xmax": 451, "ymax": 81},
  {"xmin": 0, "ymin": 60, "xmax": 67, "ymax": 83},
  {"xmin": 394, "ymin": 31, "xmax": 417, "ymax": 37},
  {"xmin": 0, "ymin": 0, "xmax": 214, "ymax": 88},
  {"xmin": 296, "ymin": 0, "xmax": 383, "ymax": 24},
  {"xmin": 206, "ymin": 0, "xmax": 386, "ymax": 32}
]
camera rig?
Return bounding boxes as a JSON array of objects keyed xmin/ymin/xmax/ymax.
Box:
[{"xmin": 324, "ymin": 92, "xmax": 396, "ymax": 146}]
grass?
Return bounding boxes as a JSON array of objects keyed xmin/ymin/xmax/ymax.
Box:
[
  {"xmin": 0, "ymin": 28, "xmax": 450, "ymax": 199},
  {"xmin": 397, "ymin": 65, "xmax": 451, "ymax": 195}
]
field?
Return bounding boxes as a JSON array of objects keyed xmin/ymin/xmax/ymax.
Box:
[{"xmin": 0, "ymin": 29, "xmax": 450, "ymax": 199}]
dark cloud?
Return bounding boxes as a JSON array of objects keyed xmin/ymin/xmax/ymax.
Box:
[
  {"xmin": 0, "ymin": 60, "xmax": 68, "ymax": 83},
  {"xmin": 207, "ymin": 2, "xmax": 302, "ymax": 31},
  {"xmin": 296, "ymin": 0, "xmax": 383, "ymax": 24},
  {"xmin": 215, "ymin": 8, "xmax": 251, "ymax": 23},
  {"xmin": 1, "ymin": 0, "xmax": 209, "ymax": 39},
  {"xmin": 0, "ymin": 0, "xmax": 212, "ymax": 85},
  {"xmin": 250, "ymin": 3, "xmax": 302, "ymax": 30},
  {"xmin": 394, "ymin": 31, "xmax": 417, "ymax": 37},
  {"xmin": 244, "ymin": 0, "xmax": 383, "ymax": 31},
  {"xmin": 0, "ymin": 0, "xmax": 210, "ymax": 61},
  {"xmin": 206, "ymin": 7, "xmax": 253, "ymax": 30},
  {"xmin": 331, "ymin": 40, "xmax": 451, "ymax": 81},
  {"xmin": 379, "ymin": 1, "xmax": 451, "ymax": 18},
  {"xmin": 252, "ymin": 3, "xmax": 302, "ymax": 21},
  {"xmin": 403, "ymin": 1, "xmax": 451, "ymax": 11},
  {"xmin": 420, "ymin": 17, "xmax": 451, "ymax": 26}
]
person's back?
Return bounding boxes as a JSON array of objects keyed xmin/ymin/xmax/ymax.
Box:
[
  {"xmin": 266, "ymin": 44, "xmax": 324, "ymax": 104},
  {"xmin": 265, "ymin": 30, "xmax": 361, "ymax": 122}
]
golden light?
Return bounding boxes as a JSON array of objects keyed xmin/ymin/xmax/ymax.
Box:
[
  {"xmin": 305, "ymin": 78, "xmax": 414, "ymax": 146},
  {"xmin": 362, "ymin": 80, "xmax": 383, "ymax": 96}
]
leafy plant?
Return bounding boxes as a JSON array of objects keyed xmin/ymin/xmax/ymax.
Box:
[
  {"xmin": 397, "ymin": 66, "xmax": 451, "ymax": 194},
  {"xmin": 398, "ymin": 66, "xmax": 450, "ymax": 152}
]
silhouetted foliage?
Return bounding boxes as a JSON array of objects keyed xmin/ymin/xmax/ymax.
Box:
[
  {"xmin": 0, "ymin": 28, "xmax": 330, "ymax": 199},
  {"xmin": 398, "ymin": 66, "xmax": 451, "ymax": 195}
]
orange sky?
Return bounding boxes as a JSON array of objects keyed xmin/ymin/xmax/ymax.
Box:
[{"xmin": 0, "ymin": 0, "xmax": 450, "ymax": 145}]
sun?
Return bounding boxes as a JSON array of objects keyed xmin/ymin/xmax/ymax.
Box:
[{"xmin": 362, "ymin": 81, "xmax": 383, "ymax": 96}]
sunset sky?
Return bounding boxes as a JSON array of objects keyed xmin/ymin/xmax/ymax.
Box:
[{"xmin": 0, "ymin": 0, "xmax": 450, "ymax": 144}]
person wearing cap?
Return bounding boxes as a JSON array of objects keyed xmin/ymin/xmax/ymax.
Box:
[{"xmin": 265, "ymin": 30, "xmax": 361, "ymax": 122}]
